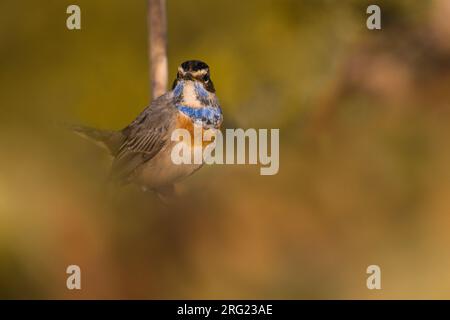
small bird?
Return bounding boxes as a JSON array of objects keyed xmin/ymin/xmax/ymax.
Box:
[{"xmin": 73, "ymin": 60, "xmax": 223, "ymax": 199}]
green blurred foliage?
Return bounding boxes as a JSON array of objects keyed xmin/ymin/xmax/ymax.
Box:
[{"xmin": 1, "ymin": 0, "xmax": 450, "ymax": 298}]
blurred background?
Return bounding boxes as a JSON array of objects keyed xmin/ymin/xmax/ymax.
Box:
[{"xmin": 1, "ymin": 0, "xmax": 450, "ymax": 299}]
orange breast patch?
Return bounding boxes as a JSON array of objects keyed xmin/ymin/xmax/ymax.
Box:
[{"xmin": 175, "ymin": 113, "xmax": 216, "ymax": 148}]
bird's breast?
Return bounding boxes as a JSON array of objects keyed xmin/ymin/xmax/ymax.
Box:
[{"xmin": 175, "ymin": 112, "xmax": 219, "ymax": 148}]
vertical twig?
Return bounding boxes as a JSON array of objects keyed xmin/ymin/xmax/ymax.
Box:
[{"xmin": 148, "ymin": 0, "xmax": 168, "ymax": 99}]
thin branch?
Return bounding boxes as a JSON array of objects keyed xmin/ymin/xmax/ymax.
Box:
[{"xmin": 148, "ymin": 0, "xmax": 168, "ymax": 100}]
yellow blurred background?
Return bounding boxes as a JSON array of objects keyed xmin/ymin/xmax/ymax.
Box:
[{"xmin": 1, "ymin": 0, "xmax": 450, "ymax": 299}]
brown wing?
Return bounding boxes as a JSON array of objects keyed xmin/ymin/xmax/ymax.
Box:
[{"xmin": 109, "ymin": 94, "xmax": 176, "ymax": 183}]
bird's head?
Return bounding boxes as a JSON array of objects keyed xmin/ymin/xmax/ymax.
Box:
[{"xmin": 172, "ymin": 60, "xmax": 215, "ymax": 93}]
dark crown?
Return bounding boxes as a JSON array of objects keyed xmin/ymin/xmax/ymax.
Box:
[{"xmin": 180, "ymin": 60, "xmax": 209, "ymax": 72}]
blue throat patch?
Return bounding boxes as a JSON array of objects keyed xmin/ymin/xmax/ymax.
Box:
[
  {"xmin": 173, "ymin": 81, "xmax": 184, "ymax": 97},
  {"xmin": 173, "ymin": 81, "xmax": 222, "ymax": 128},
  {"xmin": 176, "ymin": 105, "xmax": 223, "ymax": 128}
]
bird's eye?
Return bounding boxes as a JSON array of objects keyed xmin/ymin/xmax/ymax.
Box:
[{"xmin": 203, "ymin": 74, "xmax": 209, "ymax": 82}]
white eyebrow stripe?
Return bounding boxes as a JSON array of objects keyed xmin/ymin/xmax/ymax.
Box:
[
  {"xmin": 178, "ymin": 67, "xmax": 208, "ymax": 77},
  {"xmin": 190, "ymin": 69, "xmax": 208, "ymax": 76}
]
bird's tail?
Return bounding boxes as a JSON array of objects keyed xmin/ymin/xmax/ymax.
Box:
[{"xmin": 71, "ymin": 124, "xmax": 124, "ymax": 155}]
